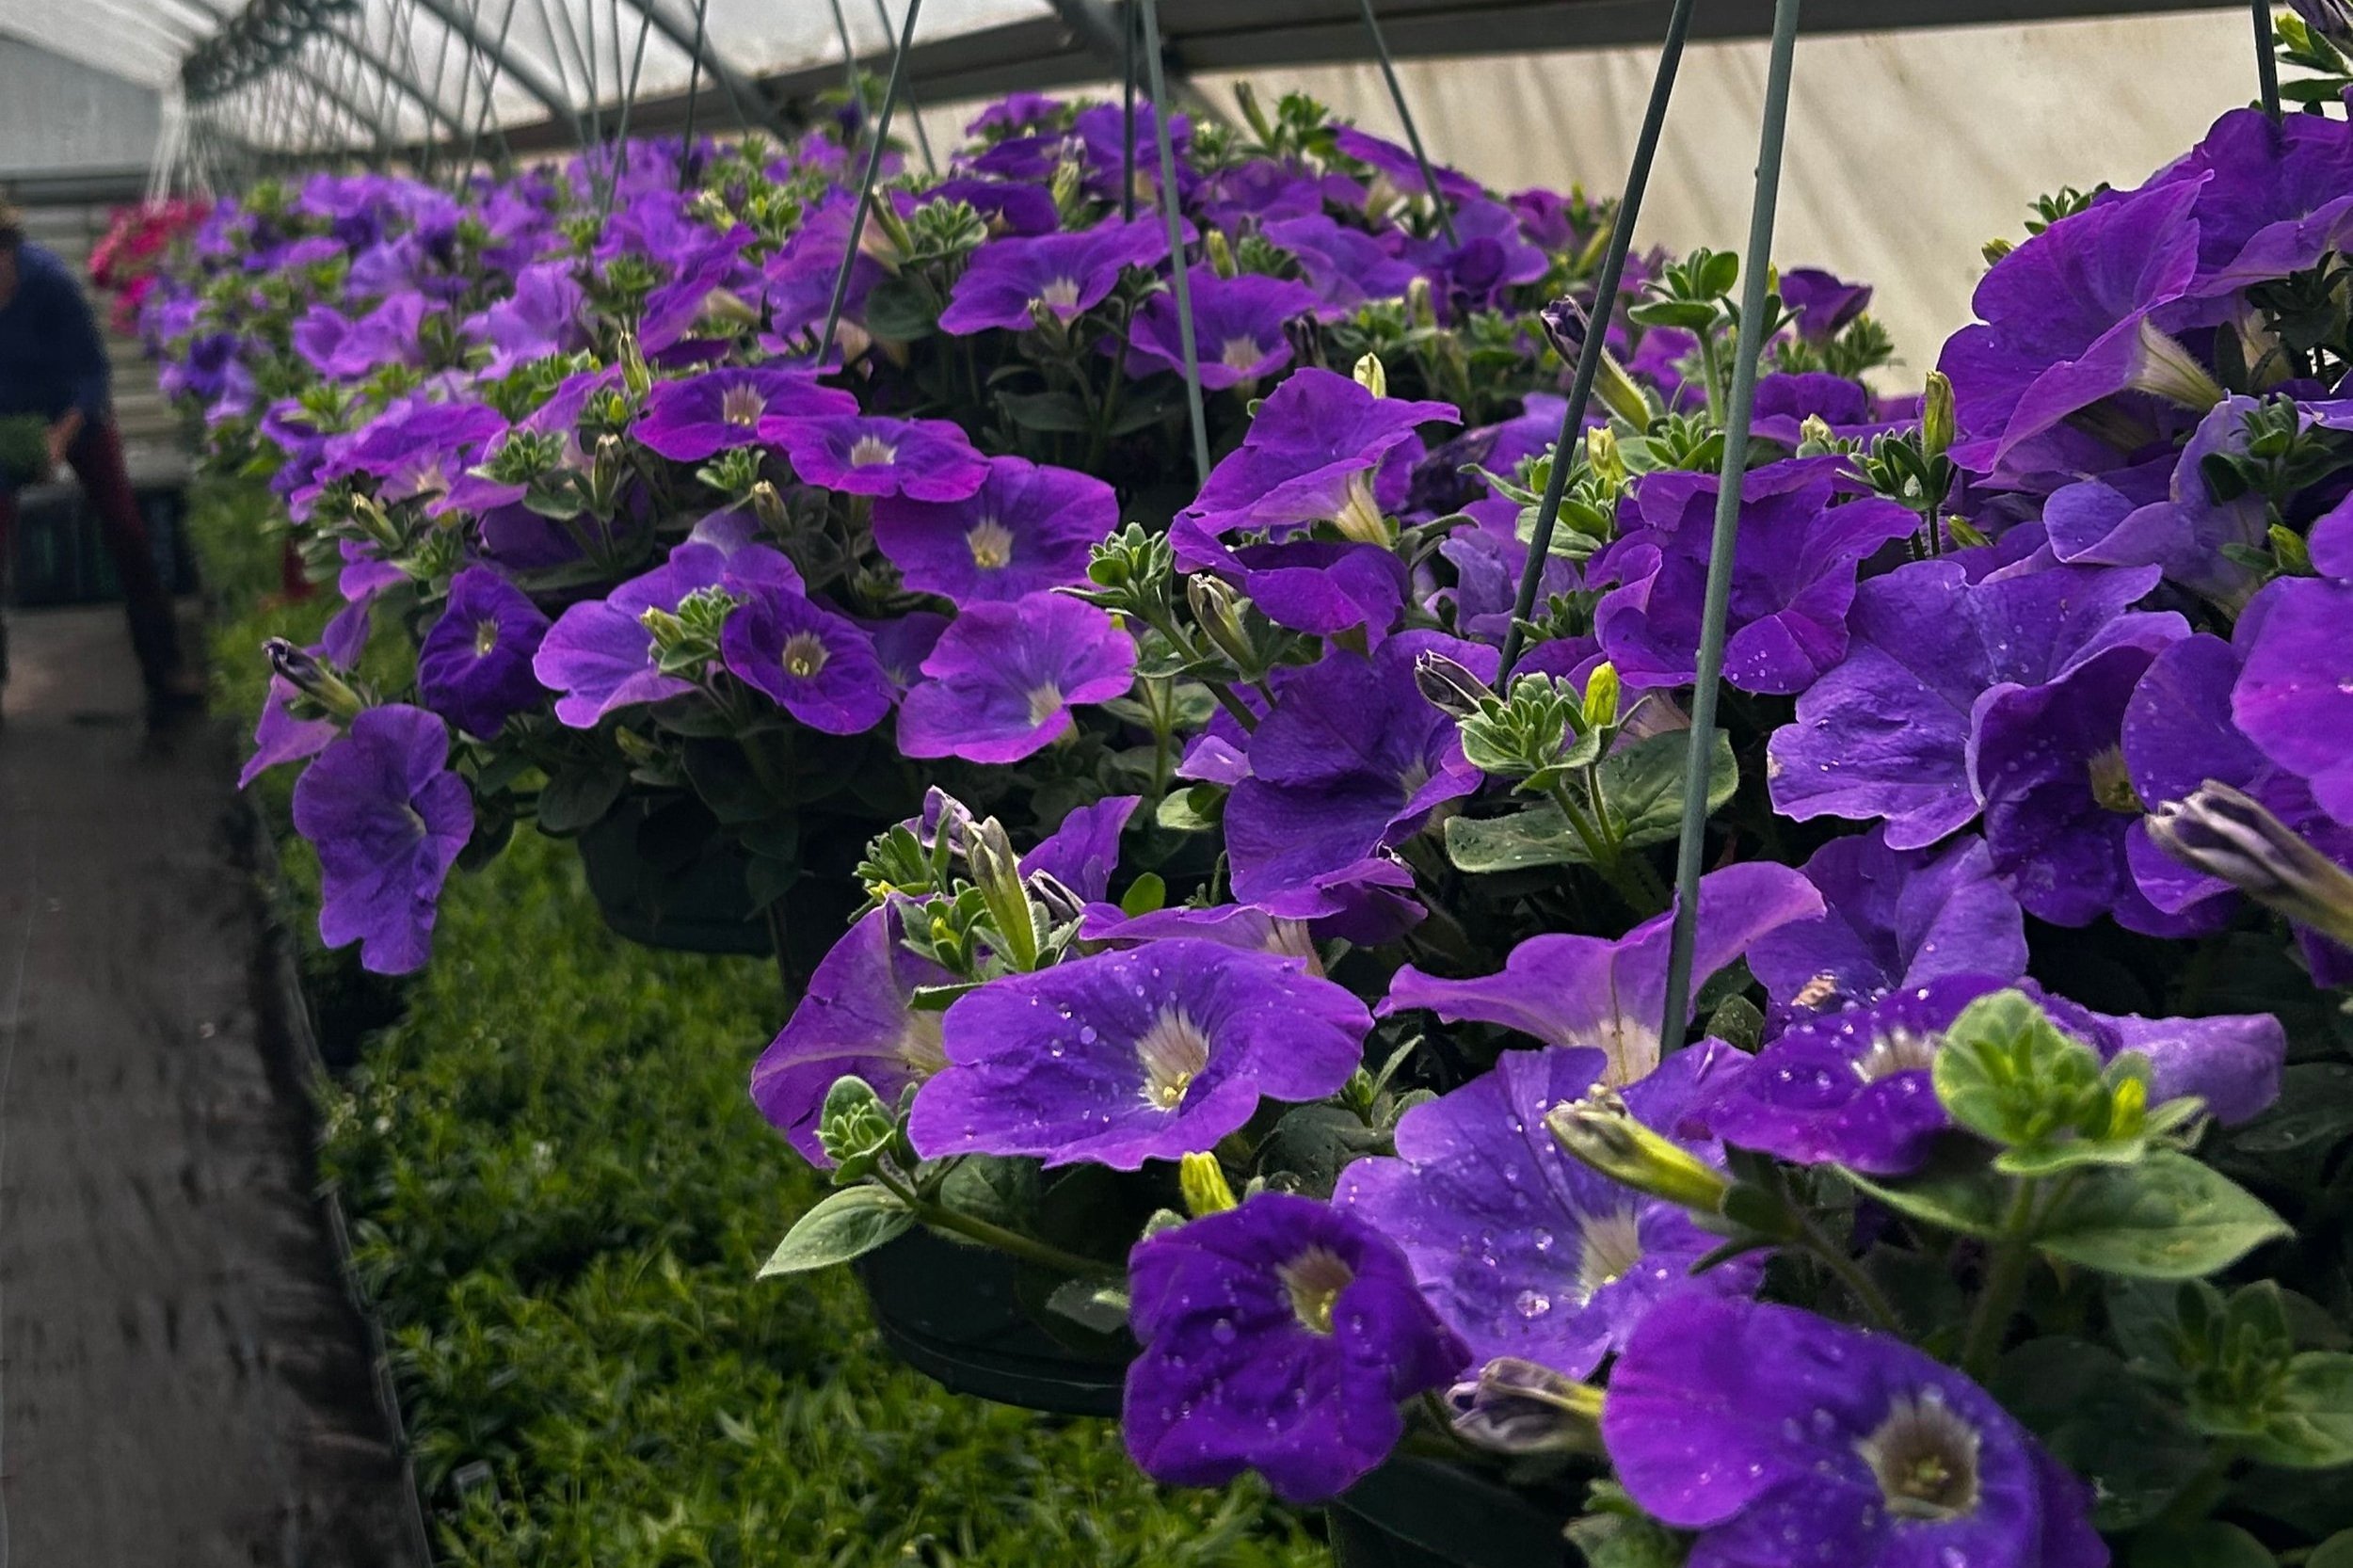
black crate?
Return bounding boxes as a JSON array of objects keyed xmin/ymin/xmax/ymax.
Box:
[{"xmin": 7, "ymin": 484, "xmax": 198, "ymax": 607}]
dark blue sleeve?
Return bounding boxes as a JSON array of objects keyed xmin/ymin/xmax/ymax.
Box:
[{"xmin": 40, "ymin": 264, "xmax": 112, "ymax": 422}]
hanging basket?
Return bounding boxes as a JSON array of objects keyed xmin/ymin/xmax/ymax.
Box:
[
  {"xmin": 1327, "ymin": 1458, "xmax": 1576, "ymax": 1568},
  {"xmin": 576, "ymin": 794, "xmax": 775, "ymax": 956},
  {"xmin": 854, "ymin": 1226, "xmax": 1134, "ymax": 1417}
]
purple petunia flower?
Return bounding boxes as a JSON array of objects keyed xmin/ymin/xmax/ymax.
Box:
[
  {"xmin": 290, "ymin": 705, "xmax": 474, "ymax": 976},
  {"xmin": 1701, "ymin": 972, "xmax": 2286, "ymax": 1174},
  {"xmin": 936, "ymin": 218, "xmax": 1171, "ymax": 336},
  {"xmin": 896, "ymin": 592, "xmax": 1136, "ymax": 763},
  {"xmin": 320, "ymin": 399, "xmax": 508, "ymax": 508},
  {"xmin": 1594, "ymin": 457, "xmax": 1917, "ymax": 696},
  {"xmin": 1260, "ymin": 214, "xmax": 1421, "ymax": 309},
  {"xmin": 1335, "ymin": 1041, "xmax": 1759, "ymax": 1381},
  {"xmin": 1126, "ymin": 267, "xmax": 1323, "ymax": 391},
  {"xmin": 241, "ymin": 600, "xmax": 372, "ymax": 790},
  {"xmin": 416, "ymin": 566, "xmax": 552, "ymax": 740},
  {"xmin": 750, "ymin": 904, "xmax": 955, "ymax": 1164},
  {"xmin": 776, "ymin": 414, "xmax": 990, "ymax": 502},
  {"xmin": 633, "ymin": 367, "xmax": 858, "ymax": 462},
  {"xmin": 1333, "ymin": 124, "xmax": 1483, "ymax": 208},
  {"xmin": 1937, "ymin": 177, "xmax": 2206, "ymax": 484},
  {"xmin": 1384, "ymin": 863, "xmax": 1824, "ymax": 1084},
  {"xmin": 292, "ymin": 293, "xmax": 429, "ymax": 380},
  {"xmin": 719, "ymin": 584, "xmax": 895, "ymax": 735},
  {"xmin": 2042, "ymin": 398, "xmax": 2273, "ymax": 611},
  {"xmin": 905, "ymin": 939, "xmax": 1370, "ymax": 1169},
  {"xmin": 1179, "ymin": 368, "xmax": 1456, "ymax": 544},
  {"xmin": 870, "ymin": 456, "xmax": 1117, "ymax": 605},
  {"xmin": 1779, "ymin": 267, "xmax": 1873, "ymax": 342},
  {"xmin": 1747, "ymin": 828, "xmax": 2026, "ymax": 1019},
  {"xmin": 1971, "ymin": 620, "xmax": 2195, "ymax": 933},
  {"xmin": 1700, "ymin": 973, "xmax": 2047, "ymax": 1176},
  {"xmin": 533, "ymin": 539, "xmax": 800, "ymax": 728},
  {"xmin": 1123, "ymin": 1192, "xmax": 1467, "ymax": 1504},
  {"xmin": 1768, "ymin": 560, "xmax": 2175, "ymax": 849},
  {"xmin": 1605, "ymin": 1296, "xmax": 2108, "ymax": 1568},
  {"xmin": 2233, "ymin": 575, "xmax": 2353, "ymax": 826},
  {"xmin": 1223, "ymin": 632, "xmax": 1495, "ymax": 919},
  {"xmin": 463, "ymin": 260, "xmax": 586, "ymax": 376},
  {"xmin": 1020, "ymin": 794, "xmax": 1140, "ymax": 904}
]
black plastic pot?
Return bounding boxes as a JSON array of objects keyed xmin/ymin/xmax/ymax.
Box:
[
  {"xmin": 577, "ymin": 795, "xmax": 775, "ymax": 956},
  {"xmin": 575, "ymin": 794, "xmax": 872, "ymax": 971},
  {"xmin": 1328, "ymin": 1457, "xmax": 1576, "ymax": 1568},
  {"xmin": 854, "ymin": 1227, "xmax": 1133, "ymax": 1417}
]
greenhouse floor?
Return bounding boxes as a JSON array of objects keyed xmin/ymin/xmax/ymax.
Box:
[{"xmin": 0, "ymin": 604, "xmax": 418, "ymax": 1567}]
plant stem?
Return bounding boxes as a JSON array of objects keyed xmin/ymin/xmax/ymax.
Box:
[
  {"xmin": 1961, "ymin": 1179, "xmax": 2041, "ymax": 1379},
  {"xmin": 873, "ymin": 1169, "xmax": 1112, "ymax": 1278},
  {"xmin": 1788, "ymin": 1208, "xmax": 1901, "ymax": 1333}
]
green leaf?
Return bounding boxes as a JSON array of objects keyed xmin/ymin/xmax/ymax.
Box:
[
  {"xmin": 859, "ymin": 276, "xmax": 938, "ymax": 341},
  {"xmin": 2227, "ymin": 1063, "xmax": 2353, "ymax": 1156},
  {"xmin": 1443, "ymin": 728, "xmax": 1734, "ymax": 873},
  {"xmin": 996, "ymin": 390, "xmax": 1092, "ymax": 433},
  {"xmin": 536, "ymin": 762, "xmax": 628, "ymax": 835},
  {"xmin": 758, "ymin": 1185, "xmax": 913, "ymax": 1276},
  {"xmin": 2310, "ymin": 1529, "xmax": 2353, "ymax": 1568},
  {"xmin": 2130, "ymin": 1523, "xmax": 2276, "ymax": 1568},
  {"xmin": 1155, "ymin": 783, "xmax": 1224, "ymax": 834},
  {"xmin": 1043, "ymin": 1278, "xmax": 1131, "ymax": 1335},
  {"xmin": 1933, "ymin": 988, "xmax": 2152, "ymax": 1175},
  {"xmin": 1119, "ymin": 872, "xmax": 1166, "ymax": 918},
  {"xmin": 1838, "ymin": 1147, "xmax": 2011, "ymax": 1240},
  {"xmin": 1625, "ymin": 299, "xmax": 1718, "ymax": 333},
  {"xmin": 2032, "ymin": 1151, "xmax": 2290, "ymax": 1279},
  {"xmin": 2246, "ymin": 1353, "xmax": 2353, "ymax": 1469},
  {"xmin": 1257, "ymin": 1103, "xmax": 1385, "ymax": 1192},
  {"xmin": 1992, "ymin": 1339, "xmax": 2208, "ymax": 1531}
]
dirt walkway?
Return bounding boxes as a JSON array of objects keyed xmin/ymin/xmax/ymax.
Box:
[{"xmin": 0, "ymin": 604, "xmax": 420, "ymax": 1567}]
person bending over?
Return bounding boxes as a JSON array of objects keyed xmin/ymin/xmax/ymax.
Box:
[{"xmin": 0, "ymin": 202, "xmax": 200, "ymax": 708}]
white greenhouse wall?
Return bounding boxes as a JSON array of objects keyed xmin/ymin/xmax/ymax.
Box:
[
  {"xmin": 0, "ymin": 35, "xmax": 161, "ymax": 181},
  {"xmin": 1207, "ymin": 9, "xmax": 2259, "ymax": 377}
]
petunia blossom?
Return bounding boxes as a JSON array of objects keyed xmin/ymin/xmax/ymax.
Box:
[
  {"xmin": 1179, "ymin": 368, "xmax": 1456, "ymax": 544},
  {"xmin": 1605, "ymin": 1296, "xmax": 2108, "ymax": 1568},
  {"xmin": 870, "ymin": 456, "xmax": 1117, "ymax": 605},
  {"xmin": 416, "ymin": 566, "xmax": 552, "ymax": 739},
  {"xmin": 936, "ymin": 218, "xmax": 1171, "ymax": 335},
  {"xmin": 750, "ymin": 904, "xmax": 954, "ymax": 1164},
  {"xmin": 1123, "ymin": 1192, "xmax": 1466, "ymax": 1505},
  {"xmin": 1384, "ymin": 863, "xmax": 1824, "ymax": 1084},
  {"xmin": 633, "ymin": 366, "xmax": 857, "ymax": 462},
  {"xmin": 1335, "ymin": 1041, "xmax": 1759, "ymax": 1380},
  {"xmin": 290, "ymin": 705, "xmax": 473, "ymax": 976},
  {"xmin": 719, "ymin": 583, "xmax": 895, "ymax": 735},
  {"xmin": 905, "ymin": 939, "xmax": 1370, "ymax": 1169},
  {"xmin": 775, "ymin": 413, "xmax": 990, "ymax": 502},
  {"xmin": 1126, "ymin": 267, "xmax": 1323, "ymax": 391},
  {"xmin": 896, "ymin": 592, "xmax": 1136, "ymax": 763}
]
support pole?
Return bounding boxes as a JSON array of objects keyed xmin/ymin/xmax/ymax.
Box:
[
  {"xmin": 1657, "ymin": 0, "xmax": 1804, "ymax": 1051},
  {"xmin": 812, "ymin": 0, "xmax": 926, "ymax": 374},
  {"xmin": 1138, "ymin": 0, "xmax": 1209, "ymax": 488}
]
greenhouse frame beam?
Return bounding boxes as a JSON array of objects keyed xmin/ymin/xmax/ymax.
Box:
[
  {"xmin": 407, "ymin": 0, "xmax": 584, "ymax": 141},
  {"xmin": 613, "ymin": 0, "xmax": 790, "ymax": 134},
  {"xmin": 325, "ymin": 21, "xmax": 472, "ymax": 141}
]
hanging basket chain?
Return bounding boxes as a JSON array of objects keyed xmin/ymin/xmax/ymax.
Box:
[
  {"xmin": 680, "ymin": 0, "xmax": 713, "ymax": 185},
  {"xmin": 872, "ymin": 0, "xmax": 938, "ymax": 173},
  {"xmin": 1353, "ymin": 0, "xmax": 1457, "ymax": 248},
  {"xmin": 812, "ymin": 0, "xmax": 927, "ymax": 375},
  {"xmin": 1657, "ymin": 0, "xmax": 1805, "ymax": 1052},
  {"xmin": 1138, "ymin": 0, "xmax": 1212, "ymax": 488},
  {"xmin": 1495, "ymin": 0, "xmax": 1698, "ymax": 680},
  {"xmin": 1121, "ymin": 0, "xmax": 1141, "ymax": 223}
]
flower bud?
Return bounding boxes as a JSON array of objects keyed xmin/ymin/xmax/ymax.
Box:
[
  {"xmin": 1353, "ymin": 352, "xmax": 1388, "ymax": 399},
  {"xmin": 2124, "ymin": 319, "xmax": 2226, "ymax": 413},
  {"xmin": 751, "ymin": 479, "xmax": 789, "ymax": 534},
  {"xmin": 1282, "ymin": 311, "xmax": 1325, "ymax": 372},
  {"xmin": 1537, "ymin": 295, "xmax": 1590, "ymax": 365},
  {"xmin": 916, "ymin": 787, "xmax": 977, "ymax": 857},
  {"xmin": 1797, "ymin": 413, "xmax": 1839, "ymax": 455},
  {"xmin": 1203, "ymin": 228, "xmax": 1237, "ymax": 280},
  {"xmin": 617, "ymin": 331, "xmax": 651, "ymax": 401},
  {"xmin": 1584, "ymin": 424, "xmax": 1626, "ymax": 488},
  {"xmin": 264, "ymin": 637, "xmax": 362, "ymax": 721},
  {"xmin": 1447, "ymin": 1357, "xmax": 1606, "ymax": 1455},
  {"xmin": 1028, "ymin": 869, "xmax": 1089, "ymax": 927},
  {"xmin": 1545, "ymin": 1088, "xmax": 1731, "ymax": 1215},
  {"xmin": 2147, "ymin": 779, "xmax": 2353, "ymax": 949},
  {"xmin": 1922, "ymin": 369, "xmax": 1956, "ymax": 458},
  {"xmin": 1582, "ymin": 661, "xmax": 1621, "ymax": 731},
  {"xmin": 1186, "ymin": 575, "xmax": 1256, "ymax": 666},
  {"xmin": 1179, "ymin": 1151, "xmax": 1238, "ymax": 1217},
  {"xmin": 968, "ymin": 816, "xmax": 1043, "ymax": 970},
  {"xmin": 1415, "ymin": 650, "xmax": 1494, "ymax": 719},
  {"xmin": 2292, "ymin": 0, "xmax": 2353, "ymax": 50},
  {"xmin": 1981, "ymin": 236, "xmax": 2015, "ymax": 265},
  {"xmin": 1405, "ymin": 277, "xmax": 1437, "ymax": 331}
]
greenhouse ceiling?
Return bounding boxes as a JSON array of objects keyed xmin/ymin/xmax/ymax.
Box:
[{"xmin": 7, "ymin": 0, "xmax": 2243, "ymax": 155}]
